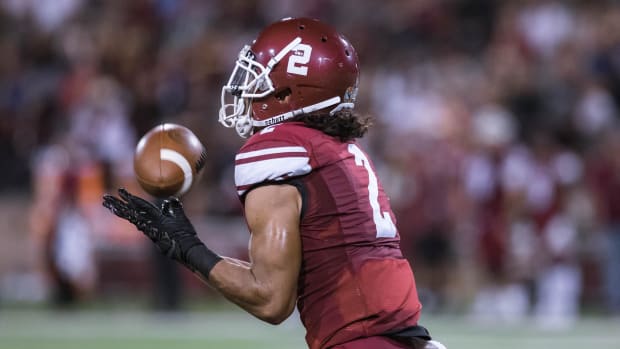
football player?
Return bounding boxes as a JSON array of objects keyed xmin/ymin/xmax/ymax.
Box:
[{"xmin": 103, "ymin": 17, "xmax": 446, "ymax": 349}]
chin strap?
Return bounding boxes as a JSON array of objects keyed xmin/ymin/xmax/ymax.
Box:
[{"xmin": 251, "ymin": 96, "xmax": 355, "ymax": 128}]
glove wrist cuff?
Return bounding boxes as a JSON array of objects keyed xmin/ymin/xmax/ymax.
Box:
[{"xmin": 185, "ymin": 244, "xmax": 223, "ymax": 280}]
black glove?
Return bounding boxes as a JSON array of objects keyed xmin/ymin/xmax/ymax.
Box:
[{"xmin": 102, "ymin": 188, "xmax": 222, "ymax": 278}]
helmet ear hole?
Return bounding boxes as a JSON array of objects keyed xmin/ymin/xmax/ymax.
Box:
[{"xmin": 275, "ymin": 87, "xmax": 292, "ymax": 101}]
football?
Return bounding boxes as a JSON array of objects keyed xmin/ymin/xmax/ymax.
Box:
[{"xmin": 133, "ymin": 123, "xmax": 207, "ymax": 198}]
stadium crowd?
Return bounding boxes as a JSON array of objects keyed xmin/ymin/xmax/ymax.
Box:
[{"xmin": 0, "ymin": 0, "xmax": 619, "ymax": 326}]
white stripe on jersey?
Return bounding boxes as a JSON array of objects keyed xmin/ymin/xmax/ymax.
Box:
[
  {"xmin": 235, "ymin": 157, "xmax": 311, "ymax": 195},
  {"xmin": 235, "ymin": 146, "xmax": 307, "ymax": 160}
]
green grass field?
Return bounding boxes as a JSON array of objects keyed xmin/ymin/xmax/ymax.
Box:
[{"xmin": 1, "ymin": 307, "xmax": 619, "ymax": 349}]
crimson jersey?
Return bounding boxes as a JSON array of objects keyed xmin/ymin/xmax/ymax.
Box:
[{"xmin": 235, "ymin": 122, "xmax": 421, "ymax": 349}]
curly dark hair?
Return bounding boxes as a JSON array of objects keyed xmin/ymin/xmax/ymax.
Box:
[{"xmin": 291, "ymin": 109, "xmax": 373, "ymax": 142}]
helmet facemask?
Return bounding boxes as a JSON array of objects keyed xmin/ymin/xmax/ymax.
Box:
[
  {"xmin": 219, "ymin": 38, "xmax": 303, "ymax": 138},
  {"xmin": 219, "ymin": 46, "xmax": 271, "ymax": 137}
]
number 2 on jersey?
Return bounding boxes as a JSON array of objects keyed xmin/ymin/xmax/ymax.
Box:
[{"xmin": 348, "ymin": 144, "xmax": 397, "ymax": 238}]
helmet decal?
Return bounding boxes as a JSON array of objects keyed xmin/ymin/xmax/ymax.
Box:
[{"xmin": 343, "ymin": 83, "xmax": 358, "ymax": 104}]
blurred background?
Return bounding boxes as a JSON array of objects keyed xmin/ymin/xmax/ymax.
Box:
[{"xmin": 1, "ymin": 0, "xmax": 620, "ymax": 348}]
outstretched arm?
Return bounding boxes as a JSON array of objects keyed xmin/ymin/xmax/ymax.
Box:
[
  {"xmin": 103, "ymin": 185, "xmax": 302, "ymax": 324},
  {"xmin": 204, "ymin": 184, "xmax": 302, "ymax": 324}
]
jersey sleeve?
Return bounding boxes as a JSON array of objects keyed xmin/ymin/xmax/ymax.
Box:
[{"xmin": 234, "ymin": 126, "xmax": 312, "ymax": 197}]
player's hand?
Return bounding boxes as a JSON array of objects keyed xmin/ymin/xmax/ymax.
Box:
[{"xmin": 102, "ymin": 188, "xmax": 204, "ymax": 266}]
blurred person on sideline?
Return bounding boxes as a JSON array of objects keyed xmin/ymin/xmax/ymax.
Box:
[
  {"xmin": 465, "ymin": 102, "xmax": 534, "ymax": 323},
  {"xmin": 29, "ymin": 138, "xmax": 97, "ymax": 306},
  {"xmin": 68, "ymin": 74, "xmax": 185, "ymax": 310},
  {"xmin": 529, "ymin": 140, "xmax": 584, "ymax": 328},
  {"xmin": 103, "ymin": 17, "xmax": 446, "ymax": 349},
  {"xmin": 590, "ymin": 128, "xmax": 620, "ymax": 315}
]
